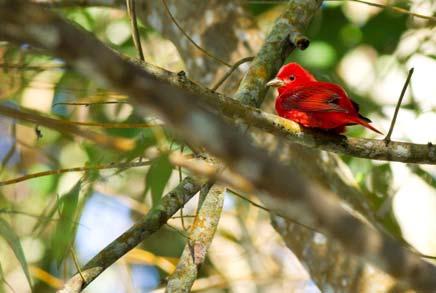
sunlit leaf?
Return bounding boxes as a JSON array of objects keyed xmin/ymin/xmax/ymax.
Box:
[
  {"xmin": 145, "ymin": 155, "xmax": 172, "ymax": 206},
  {"xmin": 65, "ymin": 9, "xmax": 95, "ymax": 31},
  {"xmin": 0, "ymin": 217, "xmax": 32, "ymax": 287},
  {"xmin": 219, "ymin": 229, "xmax": 240, "ymax": 243},
  {"xmin": 51, "ymin": 180, "xmax": 81, "ymax": 265}
]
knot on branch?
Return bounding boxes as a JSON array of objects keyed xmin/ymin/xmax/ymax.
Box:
[
  {"xmin": 177, "ymin": 70, "xmax": 187, "ymax": 83},
  {"xmin": 289, "ymin": 33, "xmax": 310, "ymax": 50},
  {"xmin": 295, "ymin": 36, "xmax": 310, "ymax": 50}
]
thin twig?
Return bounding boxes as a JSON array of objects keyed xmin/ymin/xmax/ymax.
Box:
[
  {"xmin": 228, "ymin": 189, "xmax": 320, "ymax": 233},
  {"xmin": 51, "ymin": 120, "xmax": 160, "ymax": 129},
  {"xmin": 0, "ymin": 63, "xmax": 66, "ymax": 71},
  {"xmin": 165, "ymin": 223, "xmax": 191, "ymax": 241},
  {"xmin": 212, "ymin": 56, "xmax": 255, "ymax": 91},
  {"xmin": 161, "ymin": 0, "xmax": 231, "ymax": 68},
  {"xmin": 53, "ymin": 101, "xmax": 128, "ymax": 107},
  {"xmin": 339, "ymin": 0, "xmax": 436, "ymax": 22},
  {"xmin": 30, "ymin": 0, "xmax": 436, "ymax": 22},
  {"xmin": 0, "ymin": 104, "xmax": 135, "ymax": 151},
  {"xmin": 0, "ymin": 160, "xmax": 152, "ymax": 186},
  {"xmin": 126, "ymin": 0, "xmax": 145, "ymax": 61},
  {"xmin": 69, "ymin": 246, "xmax": 86, "ymax": 285},
  {"xmin": 384, "ymin": 67, "xmax": 414, "ymax": 143},
  {"xmin": 248, "ymin": 0, "xmax": 436, "ymax": 22}
]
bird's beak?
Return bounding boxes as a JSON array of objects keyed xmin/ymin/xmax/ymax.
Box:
[{"xmin": 266, "ymin": 78, "xmax": 285, "ymax": 88}]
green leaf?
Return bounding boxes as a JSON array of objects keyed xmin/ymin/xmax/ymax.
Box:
[
  {"xmin": 145, "ymin": 155, "xmax": 172, "ymax": 206},
  {"xmin": 0, "ymin": 217, "xmax": 32, "ymax": 287},
  {"xmin": 362, "ymin": 10, "xmax": 406, "ymax": 54},
  {"xmin": 51, "ymin": 180, "xmax": 81, "ymax": 265}
]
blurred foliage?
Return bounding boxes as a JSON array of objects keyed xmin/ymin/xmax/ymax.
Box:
[
  {"xmin": 0, "ymin": 217, "xmax": 31, "ymax": 287},
  {"xmin": 50, "ymin": 180, "xmax": 81, "ymax": 265},
  {"xmin": 0, "ymin": 0, "xmax": 435, "ymax": 292}
]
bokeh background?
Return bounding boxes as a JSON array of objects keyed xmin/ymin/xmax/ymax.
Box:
[{"xmin": 0, "ymin": 0, "xmax": 435, "ymax": 292}]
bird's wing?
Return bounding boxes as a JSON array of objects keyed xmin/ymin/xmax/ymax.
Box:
[{"xmin": 279, "ymin": 85, "xmax": 349, "ymax": 113}]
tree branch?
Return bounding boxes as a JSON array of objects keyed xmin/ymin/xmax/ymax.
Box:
[
  {"xmin": 3, "ymin": 73, "xmax": 436, "ymax": 164},
  {"xmin": 0, "ymin": 160, "xmax": 152, "ymax": 186},
  {"xmin": 143, "ymin": 61, "xmax": 436, "ymax": 165},
  {"xmin": 166, "ymin": 184, "xmax": 225, "ymax": 292},
  {"xmin": 0, "ymin": 104, "xmax": 135, "ymax": 151}
]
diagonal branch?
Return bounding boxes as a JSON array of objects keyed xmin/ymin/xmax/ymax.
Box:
[
  {"xmin": 166, "ymin": 184, "xmax": 224, "ymax": 292},
  {"xmin": 20, "ymin": 2, "xmax": 436, "ymax": 164},
  {"xmin": 144, "ymin": 61, "xmax": 436, "ymax": 165}
]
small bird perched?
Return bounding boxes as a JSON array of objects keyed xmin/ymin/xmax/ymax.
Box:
[{"xmin": 266, "ymin": 63, "xmax": 381, "ymax": 134}]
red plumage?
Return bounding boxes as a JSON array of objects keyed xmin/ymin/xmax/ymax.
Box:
[{"xmin": 267, "ymin": 63, "xmax": 382, "ymax": 134}]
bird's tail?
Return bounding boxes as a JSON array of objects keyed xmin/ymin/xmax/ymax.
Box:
[{"xmin": 349, "ymin": 116, "xmax": 383, "ymax": 135}]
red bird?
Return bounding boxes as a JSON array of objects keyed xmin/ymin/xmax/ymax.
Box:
[{"xmin": 266, "ymin": 63, "xmax": 382, "ymax": 134}]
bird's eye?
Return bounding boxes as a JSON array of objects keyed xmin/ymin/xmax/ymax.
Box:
[{"xmin": 289, "ymin": 75, "xmax": 295, "ymax": 81}]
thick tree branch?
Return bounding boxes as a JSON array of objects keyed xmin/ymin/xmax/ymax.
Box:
[
  {"xmin": 144, "ymin": 62, "xmax": 436, "ymax": 165},
  {"xmin": 2, "ymin": 73, "xmax": 435, "ymax": 164},
  {"xmin": 1, "ymin": 1, "xmax": 435, "ymax": 290},
  {"xmin": 166, "ymin": 185, "xmax": 225, "ymax": 292},
  {"xmin": 233, "ymin": 0, "xmax": 321, "ymax": 107}
]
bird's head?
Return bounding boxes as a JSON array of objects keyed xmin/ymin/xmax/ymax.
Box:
[{"xmin": 266, "ymin": 63, "xmax": 316, "ymax": 93}]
